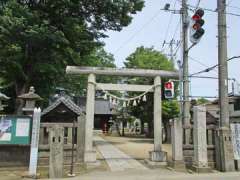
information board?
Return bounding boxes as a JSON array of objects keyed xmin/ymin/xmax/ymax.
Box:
[{"xmin": 0, "ymin": 116, "xmax": 32, "ymax": 145}]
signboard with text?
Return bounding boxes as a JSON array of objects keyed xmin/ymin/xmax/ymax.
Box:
[{"xmin": 0, "ymin": 116, "xmax": 32, "ymax": 145}]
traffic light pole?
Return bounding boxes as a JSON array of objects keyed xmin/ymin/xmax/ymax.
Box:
[
  {"xmin": 182, "ymin": 0, "xmax": 191, "ymax": 144},
  {"xmin": 216, "ymin": 0, "xmax": 235, "ymax": 171}
]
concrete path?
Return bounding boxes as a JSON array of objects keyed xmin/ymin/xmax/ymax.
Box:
[
  {"xmin": 94, "ymin": 136, "xmax": 148, "ymax": 172},
  {"xmin": 65, "ymin": 169, "xmax": 240, "ymax": 180}
]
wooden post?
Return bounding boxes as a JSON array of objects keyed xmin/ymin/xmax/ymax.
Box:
[{"xmin": 67, "ymin": 127, "xmax": 73, "ymax": 144}]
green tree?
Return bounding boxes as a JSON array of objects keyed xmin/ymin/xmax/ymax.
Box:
[
  {"xmin": 124, "ymin": 46, "xmax": 179, "ymax": 137},
  {"xmin": 0, "ymin": 0, "xmax": 144, "ymax": 113},
  {"xmin": 197, "ymin": 98, "xmax": 209, "ymax": 105}
]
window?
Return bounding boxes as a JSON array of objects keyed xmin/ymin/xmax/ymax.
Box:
[{"xmin": 234, "ymin": 99, "xmax": 240, "ymax": 111}]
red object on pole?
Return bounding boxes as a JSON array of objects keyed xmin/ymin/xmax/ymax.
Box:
[{"xmin": 164, "ymin": 82, "xmax": 173, "ymax": 89}]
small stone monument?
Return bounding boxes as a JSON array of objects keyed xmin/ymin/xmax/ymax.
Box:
[
  {"xmin": 18, "ymin": 86, "xmax": 42, "ymax": 115},
  {"xmin": 192, "ymin": 106, "xmax": 211, "ymax": 173},
  {"xmin": 0, "ymin": 92, "xmax": 10, "ymax": 111},
  {"xmin": 170, "ymin": 118, "xmax": 185, "ymax": 170},
  {"xmin": 49, "ymin": 125, "xmax": 64, "ymax": 178}
]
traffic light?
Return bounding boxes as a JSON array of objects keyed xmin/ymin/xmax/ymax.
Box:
[
  {"xmin": 190, "ymin": 9, "xmax": 205, "ymax": 44},
  {"xmin": 164, "ymin": 81, "xmax": 174, "ymax": 99}
]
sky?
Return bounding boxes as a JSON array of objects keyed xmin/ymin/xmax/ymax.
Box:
[{"xmin": 102, "ymin": 0, "xmax": 240, "ymax": 99}]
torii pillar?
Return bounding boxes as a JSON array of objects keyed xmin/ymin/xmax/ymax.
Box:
[
  {"xmin": 84, "ymin": 73, "xmax": 97, "ymax": 162},
  {"xmin": 149, "ymin": 76, "xmax": 167, "ymax": 163}
]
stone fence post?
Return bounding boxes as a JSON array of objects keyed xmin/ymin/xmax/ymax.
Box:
[
  {"xmin": 192, "ymin": 106, "xmax": 211, "ymax": 172},
  {"xmin": 170, "ymin": 118, "xmax": 185, "ymax": 169}
]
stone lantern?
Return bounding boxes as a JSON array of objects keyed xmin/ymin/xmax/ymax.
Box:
[
  {"xmin": 18, "ymin": 86, "xmax": 42, "ymax": 115},
  {"xmin": 0, "ymin": 92, "xmax": 10, "ymax": 111}
]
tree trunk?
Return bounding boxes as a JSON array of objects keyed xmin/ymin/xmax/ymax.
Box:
[
  {"xmin": 141, "ymin": 120, "xmax": 144, "ymax": 135},
  {"xmin": 147, "ymin": 119, "xmax": 154, "ymax": 138},
  {"xmin": 122, "ymin": 121, "xmax": 125, "ymax": 137},
  {"xmin": 115, "ymin": 121, "xmax": 121, "ymax": 136},
  {"xmin": 163, "ymin": 121, "xmax": 171, "ymax": 143}
]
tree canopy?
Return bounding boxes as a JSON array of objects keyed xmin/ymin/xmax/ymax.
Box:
[{"xmin": 0, "ymin": 0, "xmax": 144, "ymax": 113}]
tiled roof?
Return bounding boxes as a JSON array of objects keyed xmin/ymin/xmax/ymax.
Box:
[{"xmin": 42, "ymin": 96, "xmax": 83, "ymax": 116}]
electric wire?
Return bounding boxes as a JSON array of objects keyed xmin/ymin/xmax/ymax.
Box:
[
  {"xmin": 227, "ymin": 5, "xmax": 240, "ymax": 11},
  {"xmin": 190, "ymin": 56, "xmax": 240, "ymax": 76},
  {"xmin": 171, "ymin": 19, "xmax": 181, "ymax": 41},
  {"xmin": 188, "ymin": 56, "xmax": 218, "ymax": 75},
  {"xmin": 113, "ymin": 8, "xmax": 162, "ymax": 54},
  {"xmin": 187, "ymin": 4, "xmax": 240, "ymax": 17},
  {"xmin": 161, "ymin": 0, "xmax": 177, "ymax": 51},
  {"xmin": 227, "ymin": 0, "xmax": 234, "ymax": 6},
  {"xmin": 194, "ymin": 0, "xmax": 202, "ymax": 11}
]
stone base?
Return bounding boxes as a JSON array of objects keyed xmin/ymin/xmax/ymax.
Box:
[
  {"xmin": 149, "ymin": 151, "xmax": 167, "ymax": 162},
  {"xmin": 84, "ymin": 150, "xmax": 96, "ymax": 163},
  {"xmin": 145, "ymin": 159, "xmax": 167, "ymax": 167},
  {"xmin": 21, "ymin": 172, "xmax": 40, "ymax": 179},
  {"xmin": 192, "ymin": 165, "xmax": 212, "ymax": 173},
  {"xmin": 169, "ymin": 160, "xmax": 186, "ymax": 170},
  {"xmin": 215, "ymin": 127, "xmax": 235, "ymax": 172},
  {"xmin": 67, "ymin": 173, "xmax": 76, "ymax": 177},
  {"xmin": 85, "ymin": 160, "xmax": 101, "ymax": 169}
]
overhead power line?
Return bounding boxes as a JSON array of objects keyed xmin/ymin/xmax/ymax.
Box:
[
  {"xmin": 227, "ymin": 5, "xmax": 240, "ymax": 10},
  {"xmin": 113, "ymin": 8, "xmax": 162, "ymax": 54},
  {"xmin": 227, "ymin": 0, "xmax": 234, "ymax": 6},
  {"xmin": 161, "ymin": 0, "xmax": 177, "ymax": 51},
  {"xmin": 171, "ymin": 19, "xmax": 181, "ymax": 41},
  {"xmin": 190, "ymin": 75, "xmax": 235, "ymax": 81},
  {"xmin": 187, "ymin": 4, "xmax": 240, "ymax": 17},
  {"xmin": 190, "ymin": 56, "xmax": 240, "ymax": 76},
  {"xmin": 194, "ymin": 0, "xmax": 202, "ymax": 11}
]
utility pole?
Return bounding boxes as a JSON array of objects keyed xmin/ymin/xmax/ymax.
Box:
[
  {"xmin": 216, "ymin": 0, "xmax": 235, "ymax": 171},
  {"xmin": 182, "ymin": 0, "xmax": 191, "ymax": 144}
]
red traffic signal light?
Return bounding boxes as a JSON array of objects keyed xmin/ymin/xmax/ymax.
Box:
[
  {"xmin": 190, "ymin": 9, "xmax": 205, "ymax": 44},
  {"xmin": 164, "ymin": 82, "xmax": 173, "ymax": 89},
  {"xmin": 164, "ymin": 81, "xmax": 174, "ymax": 99},
  {"xmin": 192, "ymin": 9, "xmax": 204, "ymax": 20}
]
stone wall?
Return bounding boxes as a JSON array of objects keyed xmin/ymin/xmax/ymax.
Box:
[
  {"xmin": 0, "ymin": 146, "xmax": 30, "ymax": 167},
  {"xmin": 0, "ymin": 145, "xmax": 77, "ymax": 167}
]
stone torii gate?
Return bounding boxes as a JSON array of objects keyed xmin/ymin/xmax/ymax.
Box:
[{"xmin": 66, "ymin": 66, "xmax": 179, "ymax": 163}]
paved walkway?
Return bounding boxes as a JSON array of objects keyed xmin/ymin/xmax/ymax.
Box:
[
  {"xmin": 68, "ymin": 170, "xmax": 240, "ymax": 180},
  {"xmin": 94, "ymin": 136, "xmax": 148, "ymax": 172}
]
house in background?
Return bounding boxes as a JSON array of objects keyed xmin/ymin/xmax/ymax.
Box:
[
  {"xmin": 206, "ymin": 95, "xmax": 240, "ymax": 124},
  {"xmin": 74, "ymin": 96, "xmax": 116, "ymax": 130}
]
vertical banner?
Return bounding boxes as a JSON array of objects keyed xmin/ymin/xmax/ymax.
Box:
[
  {"xmin": 29, "ymin": 108, "xmax": 41, "ymax": 176},
  {"xmin": 230, "ymin": 123, "xmax": 240, "ymax": 160}
]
